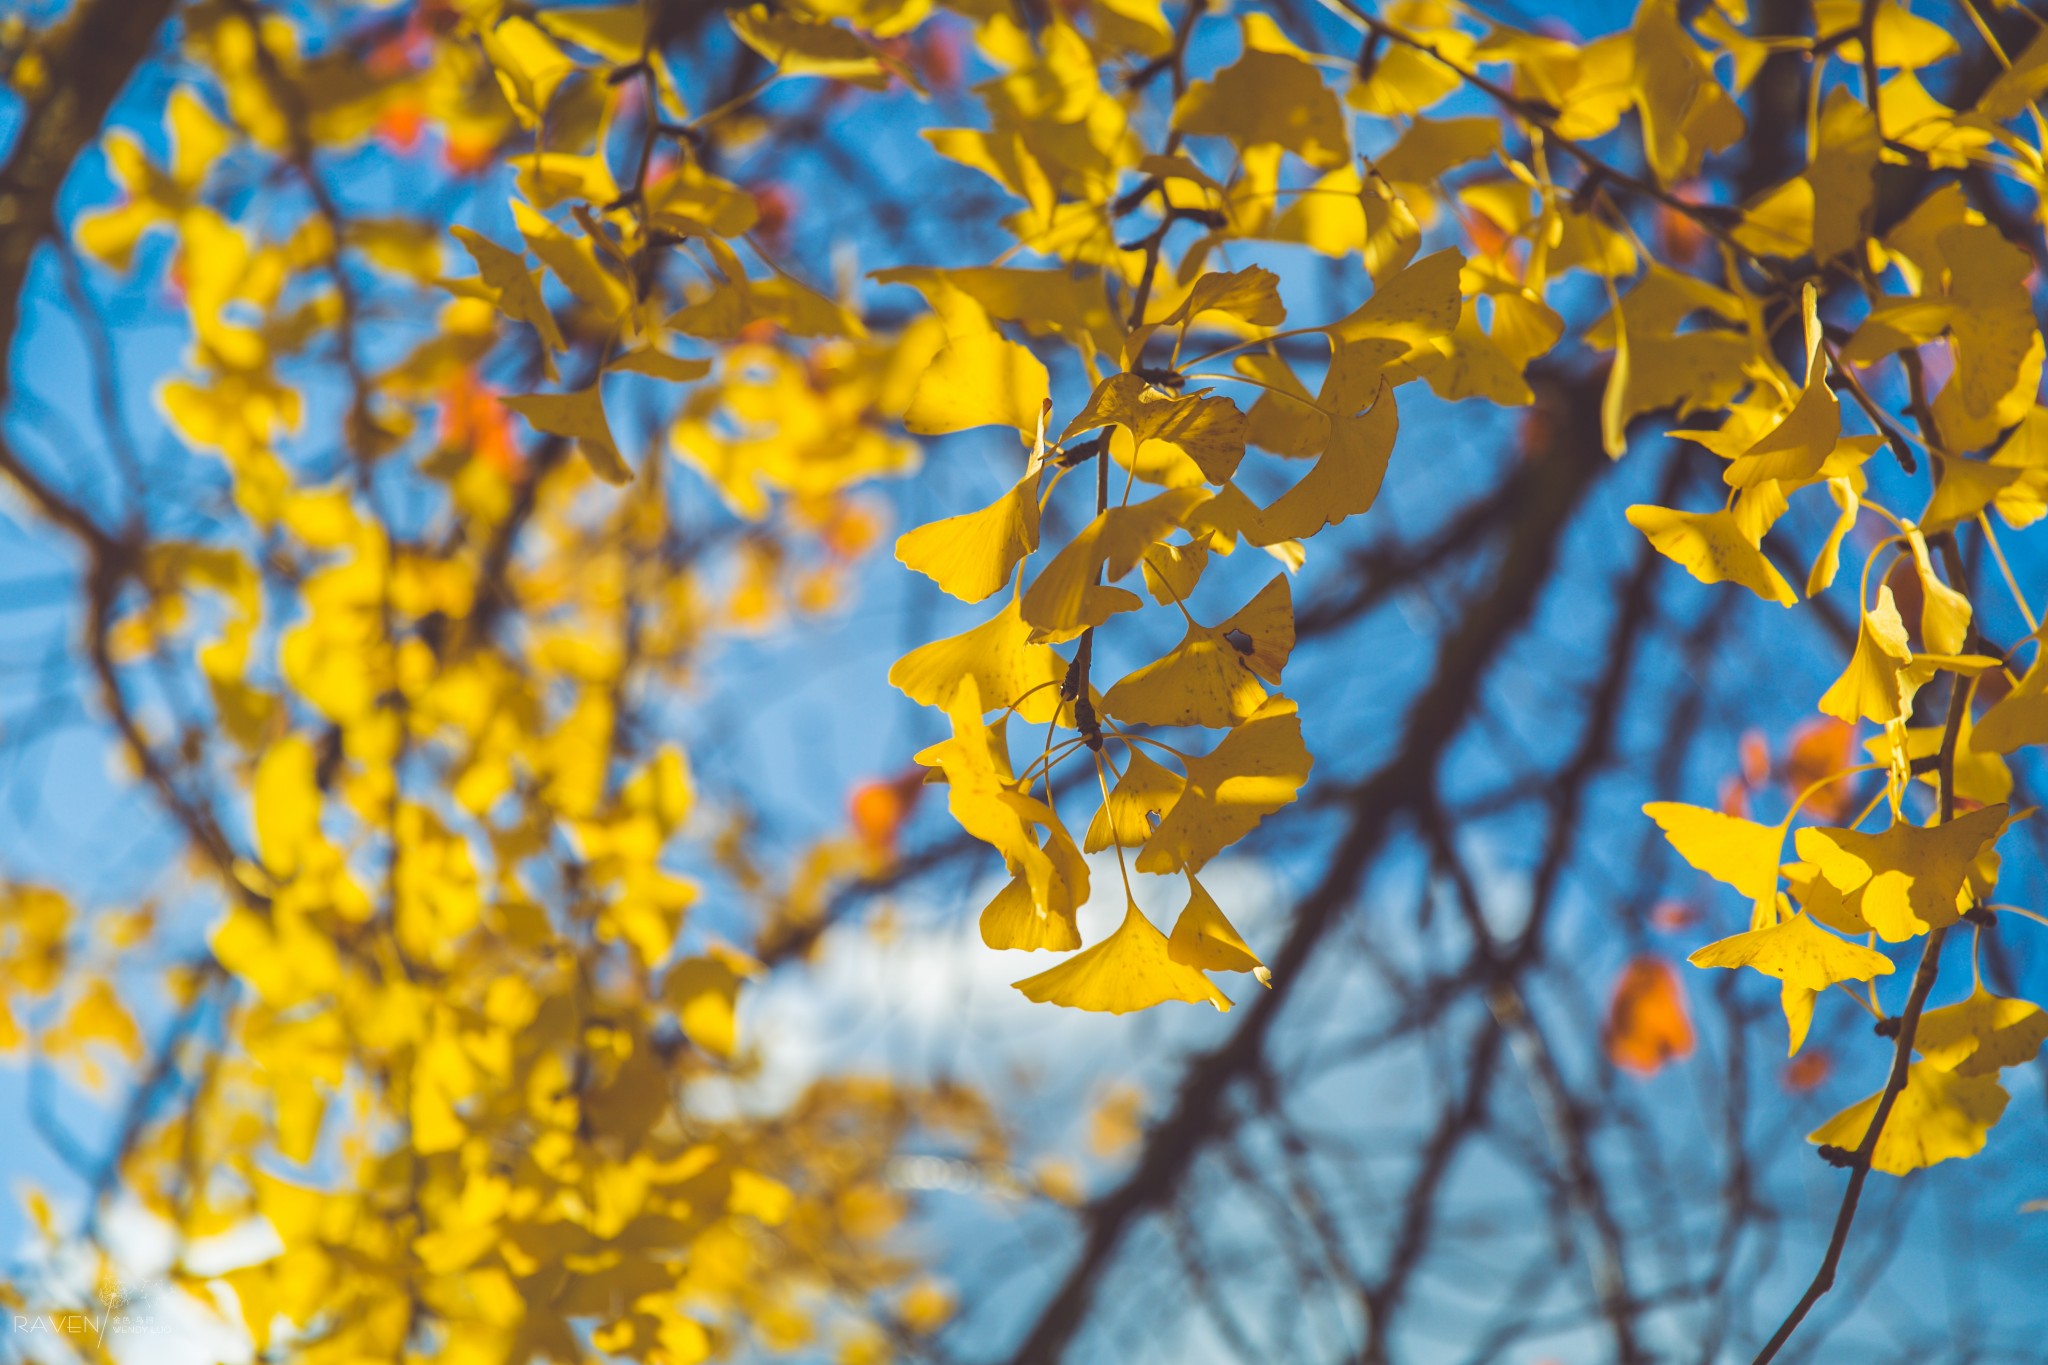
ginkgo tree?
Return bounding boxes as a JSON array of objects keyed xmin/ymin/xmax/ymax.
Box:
[{"xmin": 1, "ymin": 0, "xmax": 2046, "ymax": 1361}]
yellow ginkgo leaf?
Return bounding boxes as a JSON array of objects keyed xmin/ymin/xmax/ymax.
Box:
[
  {"xmin": 1723, "ymin": 293, "xmax": 1839, "ymax": 488},
  {"xmin": 1644, "ymin": 801, "xmax": 1785, "ymax": 901},
  {"xmin": 1425, "ymin": 287, "xmax": 1566, "ymax": 408},
  {"xmin": 480, "ymin": 15, "xmax": 577, "ymax": 127},
  {"xmin": 1794, "ymin": 803, "xmax": 2007, "ymax": 941},
  {"xmin": 1267, "ymin": 393, "xmax": 1400, "ymax": 540},
  {"xmin": 664, "ymin": 953, "xmax": 750, "ymax": 1059},
  {"xmin": 1141, "ymin": 541, "xmax": 1208, "ymax": 605},
  {"xmin": 1685, "ymin": 913, "xmax": 1895, "ymax": 993},
  {"xmin": 535, "ymin": 3, "xmax": 648, "ymax": 62},
  {"xmin": 59, "ymin": 979, "xmax": 144, "ymax": 1064},
  {"xmin": 1136, "ymin": 696, "xmax": 1312, "ymax": 874},
  {"xmin": 1326, "ymin": 249, "xmax": 1465, "ymax": 373},
  {"xmin": 1101, "ymin": 628, "xmax": 1266, "ymax": 729},
  {"xmin": 905, "ymin": 327, "xmax": 1050, "ymax": 436},
  {"xmin": 1375, "ymin": 115, "xmax": 1500, "ymax": 203},
  {"xmin": 1084, "ymin": 746, "xmax": 1186, "ymax": 852},
  {"xmin": 1100, "ymin": 577, "xmax": 1289, "ymax": 730},
  {"xmin": 1808, "ymin": 477, "xmax": 1861, "ymax": 596},
  {"xmin": 1989, "ymin": 406, "xmax": 2048, "ymax": 529},
  {"xmin": 914, "ymin": 679, "xmax": 1032, "ymax": 852},
  {"xmin": 976, "ymin": 796, "xmax": 1092, "ymax": 947},
  {"xmin": 980, "ymin": 873, "xmax": 1082, "ymax": 952},
  {"xmin": 1167, "ymin": 874, "xmax": 1266, "ymax": 980},
  {"xmin": 607, "ymin": 348, "xmax": 713, "ymax": 382},
  {"xmin": 896, "ymin": 473, "xmax": 1041, "ymax": 603},
  {"xmin": 1864, "ymin": 711, "xmax": 2012, "ymax": 807},
  {"xmin": 504, "ymin": 386, "xmax": 630, "ymax": 484},
  {"xmin": 1021, "ymin": 487, "xmax": 1211, "ymax": 642},
  {"xmin": 1005, "ymin": 791, "xmax": 1092, "ymax": 931},
  {"xmin": 1163, "ymin": 267, "xmax": 1286, "ymax": 329},
  {"xmin": 915, "ymin": 680, "xmax": 1090, "ymax": 926},
  {"xmin": 1630, "ymin": 0, "xmax": 1746, "ymax": 185},
  {"xmin": 1974, "ymin": 652, "xmax": 2048, "ymax": 755},
  {"xmin": 1012, "ymin": 900, "xmax": 1232, "ymax": 1014},
  {"xmin": 729, "ymin": 5, "xmax": 893, "ymax": 89},
  {"xmin": 75, "ymin": 87, "xmax": 229, "ymax": 270},
  {"xmin": 1915, "ymin": 988, "xmax": 2048, "ymax": 1077},
  {"xmin": 1597, "ymin": 269, "xmax": 1753, "ymax": 454},
  {"xmin": 1840, "ymin": 294, "xmax": 1958, "ymax": 366},
  {"xmin": 1626, "ymin": 505, "xmax": 1797, "ymax": 606},
  {"xmin": 450, "ymin": 225, "xmax": 566, "ymax": 373},
  {"xmin": 1921, "ymin": 457, "xmax": 2020, "ymax": 534},
  {"xmin": 1238, "ymin": 351, "xmax": 1323, "ymax": 457},
  {"xmin": 1205, "ymin": 374, "xmax": 1398, "ymax": 548},
  {"xmin": 1689, "ymin": 911, "xmax": 1895, "ymax": 1053},
  {"xmin": 255, "ymin": 736, "xmax": 322, "ymax": 879},
  {"xmin": 1818, "ymin": 584, "xmax": 1915, "ymax": 724},
  {"xmin": 888, "ymin": 594, "xmax": 1066, "ymax": 724},
  {"xmin": 1906, "ymin": 527, "xmax": 1972, "ymax": 656},
  {"xmin": 1941, "ymin": 222, "xmax": 2036, "ymax": 424},
  {"xmin": 1218, "ymin": 574, "xmax": 1293, "ymax": 683},
  {"xmin": 1808, "ymin": 1061, "xmax": 2008, "ymax": 1175},
  {"xmin": 1815, "ymin": 0, "xmax": 1958, "ymax": 69},
  {"xmin": 1359, "ymin": 168, "xmax": 1423, "ymax": 281},
  {"xmin": 1172, "ymin": 23, "xmax": 1348, "ymax": 170},
  {"xmin": 1064, "ymin": 374, "xmax": 1248, "ymax": 484},
  {"xmin": 512, "ymin": 199, "xmax": 629, "ymax": 321},
  {"xmin": 1784, "ymin": 860, "xmax": 1874, "ymax": 936}
]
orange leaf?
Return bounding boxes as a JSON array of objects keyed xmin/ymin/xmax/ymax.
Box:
[
  {"xmin": 1781, "ymin": 717, "xmax": 1857, "ymax": 821},
  {"xmin": 1739, "ymin": 729, "xmax": 1770, "ymax": 788},
  {"xmin": 1604, "ymin": 955, "xmax": 1696, "ymax": 1076},
  {"xmin": 849, "ymin": 769, "xmax": 926, "ymax": 858},
  {"xmin": 1783, "ymin": 1049, "xmax": 1833, "ymax": 1093}
]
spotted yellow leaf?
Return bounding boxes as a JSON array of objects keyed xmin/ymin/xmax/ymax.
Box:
[
  {"xmin": 1689, "ymin": 911, "xmax": 1895, "ymax": 1053},
  {"xmin": 1101, "ymin": 576, "xmax": 1292, "ymax": 728},
  {"xmin": 1809, "ymin": 1061, "xmax": 2008, "ymax": 1175}
]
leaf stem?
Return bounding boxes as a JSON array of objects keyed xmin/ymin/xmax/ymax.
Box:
[{"xmin": 1752, "ymin": 536, "xmax": 1976, "ymax": 1363}]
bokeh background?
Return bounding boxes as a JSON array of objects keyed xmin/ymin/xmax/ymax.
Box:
[{"xmin": 1, "ymin": 0, "xmax": 2045, "ymax": 1362}]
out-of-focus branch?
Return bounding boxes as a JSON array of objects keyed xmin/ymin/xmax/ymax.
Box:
[{"xmin": 0, "ymin": 0, "xmax": 254, "ymax": 890}]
